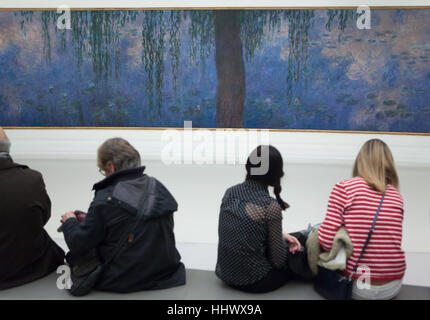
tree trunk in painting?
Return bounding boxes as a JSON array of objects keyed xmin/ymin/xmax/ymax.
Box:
[{"xmin": 214, "ymin": 10, "xmax": 246, "ymax": 128}]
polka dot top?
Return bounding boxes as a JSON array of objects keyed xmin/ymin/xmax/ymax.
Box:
[{"xmin": 215, "ymin": 179, "xmax": 288, "ymax": 286}]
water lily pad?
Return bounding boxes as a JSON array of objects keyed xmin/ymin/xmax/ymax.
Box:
[
  {"xmin": 130, "ymin": 28, "xmax": 137, "ymax": 36},
  {"xmin": 169, "ymin": 106, "xmax": 180, "ymax": 113},
  {"xmin": 400, "ymin": 112, "xmax": 412, "ymax": 118},
  {"xmin": 36, "ymin": 104, "xmax": 47, "ymax": 112},
  {"xmin": 376, "ymin": 112, "xmax": 384, "ymax": 120},
  {"xmin": 346, "ymin": 98, "xmax": 359, "ymax": 106},
  {"xmin": 385, "ymin": 110, "xmax": 397, "ymax": 117},
  {"xmin": 383, "ymin": 100, "xmax": 397, "ymax": 106},
  {"xmin": 316, "ymin": 106, "xmax": 327, "ymax": 113},
  {"xmin": 304, "ymin": 111, "xmax": 313, "ymax": 118},
  {"xmin": 336, "ymin": 94, "xmax": 351, "ymax": 103},
  {"xmin": 322, "ymin": 114, "xmax": 334, "ymax": 122}
]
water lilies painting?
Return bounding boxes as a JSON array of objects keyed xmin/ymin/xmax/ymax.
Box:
[{"xmin": 0, "ymin": 8, "xmax": 429, "ymax": 133}]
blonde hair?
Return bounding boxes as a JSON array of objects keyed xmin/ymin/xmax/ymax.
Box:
[{"xmin": 352, "ymin": 139, "xmax": 399, "ymax": 193}]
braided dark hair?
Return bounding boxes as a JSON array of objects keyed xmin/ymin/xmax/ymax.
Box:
[{"xmin": 246, "ymin": 145, "xmax": 289, "ymax": 210}]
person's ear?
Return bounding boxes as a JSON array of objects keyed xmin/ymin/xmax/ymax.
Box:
[{"xmin": 107, "ymin": 161, "xmax": 115, "ymax": 174}]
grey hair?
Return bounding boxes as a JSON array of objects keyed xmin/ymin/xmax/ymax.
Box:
[
  {"xmin": 97, "ymin": 137, "xmax": 141, "ymax": 172},
  {"xmin": 0, "ymin": 137, "xmax": 11, "ymax": 153}
]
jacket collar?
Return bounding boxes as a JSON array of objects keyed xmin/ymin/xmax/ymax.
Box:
[
  {"xmin": 92, "ymin": 166, "xmax": 146, "ymax": 191},
  {"xmin": 0, "ymin": 152, "xmax": 10, "ymax": 159},
  {"xmin": 244, "ymin": 178, "xmax": 269, "ymax": 193},
  {"xmin": 0, "ymin": 156, "xmax": 28, "ymax": 171}
]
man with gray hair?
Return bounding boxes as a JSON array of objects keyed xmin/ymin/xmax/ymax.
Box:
[
  {"xmin": 60, "ymin": 137, "xmax": 185, "ymax": 293},
  {"xmin": 0, "ymin": 127, "xmax": 65, "ymax": 290}
]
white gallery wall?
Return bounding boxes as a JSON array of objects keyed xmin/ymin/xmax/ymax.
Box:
[
  {"xmin": 5, "ymin": 129, "xmax": 430, "ymax": 254},
  {"xmin": 2, "ymin": 1, "xmax": 430, "ymax": 255}
]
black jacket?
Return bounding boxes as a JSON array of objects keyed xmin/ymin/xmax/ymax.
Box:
[
  {"xmin": 0, "ymin": 156, "xmax": 65, "ymax": 290},
  {"xmin": 62, "ymin": 166, "xmax": 185, "ymax": 293}
]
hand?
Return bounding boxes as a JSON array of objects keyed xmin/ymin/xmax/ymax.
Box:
[
  {"xmin": 61, "ymin": 211, "xmax": 77, "ymax": 223},
  {"xmin": 283, "ymin": 233, "xmax": 302, "ymax": 254}
]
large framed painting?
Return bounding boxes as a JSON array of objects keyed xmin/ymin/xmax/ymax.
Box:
[{"xmin": 0, "ymin": 7, "xmax": 429, "ymax": 134}]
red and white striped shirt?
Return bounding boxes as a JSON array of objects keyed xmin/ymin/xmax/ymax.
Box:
[{"xmin": 318, "ymin": 177, "xmax": 406, "ymax": 281}]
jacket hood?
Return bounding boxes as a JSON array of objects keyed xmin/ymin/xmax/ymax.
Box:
[{"xmin": 111, "ymin": 174, "xmax": 178, "ymax": 220}]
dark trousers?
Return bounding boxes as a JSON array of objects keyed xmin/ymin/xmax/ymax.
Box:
[{"xmin": 230, "ymin": 232, "xmax": 313, "ymax": 293}]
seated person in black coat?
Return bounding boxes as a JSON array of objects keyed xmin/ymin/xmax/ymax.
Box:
[
  {"xmin": 0, "ymin": 127, "xmax": 65, "ymax": 290},
  {"xmin": 60, "ymin": 137, "xmax": 185, "ymax": 293}
]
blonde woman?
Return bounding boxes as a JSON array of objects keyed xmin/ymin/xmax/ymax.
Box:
[{"xmin": 318, "ymin": 139, "xmax": 406, "ymax": 300}]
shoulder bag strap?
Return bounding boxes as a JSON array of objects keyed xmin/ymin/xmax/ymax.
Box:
[
  {"xmin": 102, "ymin": 177, "xmax": 155, "ymax": 267},
  {"xmin": 350, "ymin": 191, "xmax": 386, "ymax": 277}
]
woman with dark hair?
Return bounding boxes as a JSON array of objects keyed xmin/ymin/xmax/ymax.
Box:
[{"xmin": 215, "ymin": 145, "xmax": 312, "ymax": 293}]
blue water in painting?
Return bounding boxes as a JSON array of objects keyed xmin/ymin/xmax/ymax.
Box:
[{"xmin": 0, "ymin": 9, "xmax": 429, "ymax": 132}]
